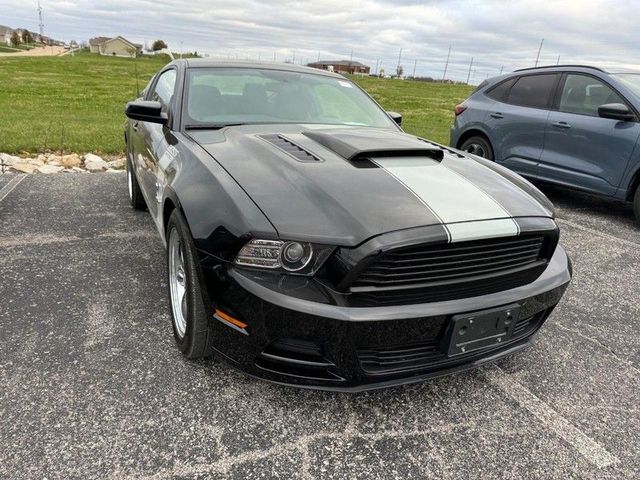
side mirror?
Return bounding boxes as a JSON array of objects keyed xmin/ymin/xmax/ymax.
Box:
[
  {"xmin": 387, "ymin": 111, "xmax": 402, "ymax": 125},
  {"xmin": 125, "ymin": 100, "xmax": 168, "ymax": 124},
  {"xmin": 598, "ymin": 103, "xmax": 635, "ymax": 122}
]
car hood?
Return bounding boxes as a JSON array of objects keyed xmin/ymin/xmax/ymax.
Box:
[{"xmin": 189, "ymin": 125, "xmax": 553, "ymax": 246}]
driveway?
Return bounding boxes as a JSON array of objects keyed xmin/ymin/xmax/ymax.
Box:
[{"xmin": 0, "ymin": 173, "xmax": 638, "ymax": 479}]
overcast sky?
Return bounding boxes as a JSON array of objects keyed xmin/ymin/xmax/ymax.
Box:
[{"xmin": 2, "ymin": 0, "xmax": 639, "ymax": 83}]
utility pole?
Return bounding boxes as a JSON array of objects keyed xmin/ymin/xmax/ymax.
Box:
[
  {"xmin": 374, "ymin": 59, "xmax": 379, "ymax": 75},
  {"xmin": 442, "ymin": 45, "xmax": 451, "ymax": 81},
  {"xmin": 466, "ymin": 57, "xmax": 474, "ymax": 84},
  {"xmin": 37, "ymin": 1, "xmax": 44, "ymax": 40},
  {"xmin": 350, "ymin": 50, "xmax": 353, "ymax": 61},
  {"xmin": 535, "ymin": 38, "xmax": 544, "ymax": 67},
  {"xmin": 396, "ymin": 47, "xmax": 402, "ymax": 75},
  {"xmin": 499, "ymin": 65, "xmax": 504, "ymax": 75},
  {"xmin": 412, "ymin": 59, "xmax": 417, "ymax": 78},
  {"xmin": 556, "ymin": 55, "xmax": 561, "ymax": 65},
  {"xmin": 180, "ymin": 41, "xmax": 183, "ymax": 59}
]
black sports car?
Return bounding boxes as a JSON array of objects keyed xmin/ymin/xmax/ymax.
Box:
[{"xmin": 124, "ymin": 59, "xmax": 572, "ymax": 391}]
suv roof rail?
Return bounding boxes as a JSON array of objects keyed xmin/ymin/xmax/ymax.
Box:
[{"xmin": 514, "ymin": 65, "xmax": 607, "ymax": 73}]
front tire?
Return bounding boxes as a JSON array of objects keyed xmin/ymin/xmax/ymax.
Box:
[
  {"xmin": 166, "ymin": 209, "xmax": 214, "ymax": 359},
  {"xmin": 126, "ymin": 141, "xmax": 146, "ymax": 210},
  {"xmin": 460, "ymin": 135, "xmax": 494, "ymax": 161}
]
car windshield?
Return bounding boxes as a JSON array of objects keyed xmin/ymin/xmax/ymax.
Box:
[
  {"xmin": 611, "ymin": 73, "xmax": 640, "ymax": 98},
  {"xmin": 183, "ymin": 67, "xmax": 394, "ymax": 128}
]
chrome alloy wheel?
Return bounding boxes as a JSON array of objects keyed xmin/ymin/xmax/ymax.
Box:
[
  {"xmin": 168, "ymin": 228, "xmax": 188, "ymax": 338},
  {"xmin": 463, "ymin": 143, "xmax": 487, "ymax": 158}
]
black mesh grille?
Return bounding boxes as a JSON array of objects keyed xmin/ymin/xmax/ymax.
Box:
[
  {"xmin": 261, "ymin": 134, "xmax": 320, "ymax": 162},
  {"xmin": 354, "ymin": 236, "xmax": 545, "ymax": 288},
  {"xmin": 357, "ymin": 310, "xmax": 546, "ymax": 375},
  {"xmin": 348, "ymin": 235, "xmax": 550, "ymax": 306}
]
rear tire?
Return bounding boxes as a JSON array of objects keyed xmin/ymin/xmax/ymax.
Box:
[
  {"xmin": 166, "ymin": 209, "xmax": 214, "ymax": 359},
  {"xmin": 633, "ymin": 185, "xmax": 640, "ymax": 224},
  {"xmin": 126, "ymin": 141, "xmax": 146, "ymax": 211},
  {"xmin": 460, "ymin": 135, "xmax": 494, "ymax": 161}
]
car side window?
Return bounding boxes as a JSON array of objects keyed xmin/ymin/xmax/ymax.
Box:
[
  {"xmin": 506, "ymin": 74, "xmax": 558, "ymax": 109},
  {"xmin": 558, "ymin": 74, "xmax": 625, "ymax": 116},
  {"xmin": 150, "ymin": 69, "xmax": 177, "ymax": 112},
  {"xmin": 486, "ymin": 78, "xmax": 517, "ymax": 101}
]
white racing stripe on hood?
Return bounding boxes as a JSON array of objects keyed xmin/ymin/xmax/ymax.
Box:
[{"xmin": 371, "ymin": 157, "xmax": 519, "ymax": 242}]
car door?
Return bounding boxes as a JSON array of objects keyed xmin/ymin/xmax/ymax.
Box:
[
  {"xmin": 539, "ymin": 73, "xmax": 640, "ymax": 195},
  {"xmin": 134, "ymin": 68, "xmax": 177, "ymax": 219},
  {"xmin": 484, "ymin": 73, "xmax": 560, "ymax": 177}
]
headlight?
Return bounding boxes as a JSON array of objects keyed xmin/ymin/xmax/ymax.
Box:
[{"xmin": 235, "ymin": 239, "xmax": 333, "ymax": 275}]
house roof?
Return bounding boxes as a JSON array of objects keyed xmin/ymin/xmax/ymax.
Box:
[
  {"xmin": 89, "ymin": 36, "xmax": 111, "ymax": 46},
  {"xmin": 309, "ymin": 60, "xmax": 369, "ymax": 68},
  {"xmin": 0, "ymin": 25, "xmax": 14, "ymax": 36},
  {"xmin": 102, "ymin": 36, "xmax": 142, "ymax": 50}
]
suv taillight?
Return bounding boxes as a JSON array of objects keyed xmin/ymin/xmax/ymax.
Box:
[{"xmin": 454, "ymin": 104, "xmax": 468, "ymax": 116}]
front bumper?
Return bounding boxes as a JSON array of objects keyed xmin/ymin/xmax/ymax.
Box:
[{"xmin": 202, "ymin": 245, "xmax": 571, "ymax": 392}]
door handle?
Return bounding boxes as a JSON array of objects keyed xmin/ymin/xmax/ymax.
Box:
[
  {"xmin": 552, "ymin": 121, "xmax": 571, "ymax": 129},
  {"xmin": 490, "ymin": 112, "xmax": 504, "ymax": 119}
]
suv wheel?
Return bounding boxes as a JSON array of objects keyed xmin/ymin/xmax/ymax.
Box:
[{"xmin": 460, "ymin": 136, "xmax": 494, "ymax": 161}]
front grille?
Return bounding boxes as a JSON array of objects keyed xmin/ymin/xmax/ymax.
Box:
[
  {"xmin": 349, "ymin": 235, "xmax": 550, "ymax": 306},
  {"xmin": 357, "ymin": 310, "xmax": 546, "ymax": 375}
]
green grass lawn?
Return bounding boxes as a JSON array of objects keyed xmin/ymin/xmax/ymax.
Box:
[
  {"xmin": 0, "ymin": 52, "xmax": 472, "ymax": 154},
  {"xmin": 351, "ymin": 76, "xmax": 473, "ymax": 145},
  {"xmin": 0, "ymin": 51, "xmax": 168, "ymax": 155}
]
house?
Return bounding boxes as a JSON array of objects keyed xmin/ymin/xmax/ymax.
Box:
[
  {"xmin": 89, "ymin": 36, "xmax": 142, "ymax": 57},
  {"xmin": 307, "ymin": 60, "xmax": 371, "ymax": 75},
  {"xmin": 0, "ymin": 25, "xmax": 14, "ymax": 45},
  {"xmin": 89, "ymin": 36, "xmax": 110, "ymax": 53}
]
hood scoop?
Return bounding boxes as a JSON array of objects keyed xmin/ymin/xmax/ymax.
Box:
[
  {"xmin": 302, "ymin": 129, "xmax": 444, "ymax": 162},
  {"xmin": 260, "ymin": 134, "xmax": 321, "ymax": 163}
]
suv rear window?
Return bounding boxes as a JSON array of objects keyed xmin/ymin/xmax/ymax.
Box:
[
  {"xmin": 506, "ymin": 74, "xmax": 558, "ymax": 109},
  {"xmin": 486, "ymin": 78, "xmax": 517, "ymax": 101}
]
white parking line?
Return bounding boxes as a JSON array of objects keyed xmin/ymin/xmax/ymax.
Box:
[
  {"xmin": 0, "ymin": 174, "xmax": 26, "ymax": 203},
  {"xmin": 484, "ymin": 365, "xmax": 619, "ymax": 469}
]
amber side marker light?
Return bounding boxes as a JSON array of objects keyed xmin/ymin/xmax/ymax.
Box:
[{"xmin": 214, "ymin": 308, "xmax": 249, "ymax": 335}]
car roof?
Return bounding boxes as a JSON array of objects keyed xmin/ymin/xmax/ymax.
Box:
[{"xmin": 173, "ymin": 58, "xmax": 345, "ymax": 78}]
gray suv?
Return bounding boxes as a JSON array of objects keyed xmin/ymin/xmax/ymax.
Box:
[{"xmin": 450, "ymin": 65, "xmax": 640, "ymax": 223}]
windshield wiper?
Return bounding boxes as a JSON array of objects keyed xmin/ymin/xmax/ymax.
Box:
[{"xmin": 184, "ymin": 123, "xmax": 247, "ymax": 130}]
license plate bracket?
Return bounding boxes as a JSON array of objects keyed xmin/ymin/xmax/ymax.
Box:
[{"xmin": 444, "ymin": 304, "xmax": 521, "ymax": 356}]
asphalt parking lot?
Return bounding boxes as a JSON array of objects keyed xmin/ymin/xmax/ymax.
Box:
[{"xmin": 1, "ymin": 173, "xmax": 638, "ymax": 479}]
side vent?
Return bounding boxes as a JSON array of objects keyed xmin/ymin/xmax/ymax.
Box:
[{"xmin": 260, "ymin": 134, "xmax": 321, "ymax": 163}]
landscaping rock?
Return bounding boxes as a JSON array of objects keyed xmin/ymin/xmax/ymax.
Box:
[
  {"xmin": 60, "ymin": 153, "xmax": 82, "ymax": 168},
  {"xmin": 107, "ymin": 157, "xmax": 126, "ymax": 170},
  {"xmin": 11, "ymin": 163, "xmax": 38, "ymax": 174},
  {"xmin": 37, "ymin": 164, "xmax": 64, "ymax": 174},
  {"xmin": 39, "ymin": 153, "xmax": 58, "ymax": 165},
  {"xmin": 27, "ymin": 158, "xmax": 45, "ymax": 167},
  {"xmin": 0, "ymin": 153, "xmax": 20, "ymax": 167},
  {"xmin": 84, "ymin": 153, "xmax": 108, "ymax": 172}
]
